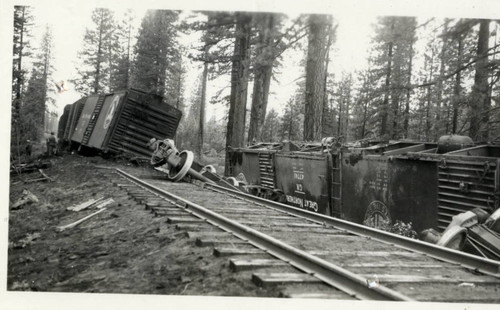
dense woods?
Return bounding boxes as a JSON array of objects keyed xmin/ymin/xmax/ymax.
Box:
[{"xmin": 11, "ymin": 7, "xmax": 500, "ymax": 169}]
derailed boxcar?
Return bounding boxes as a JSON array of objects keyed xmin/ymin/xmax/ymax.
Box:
[
  {"xmin": 406, "ymin": 144, "xmax": 500, "ymax": 231},
  {"xmin": 274, "ymin": 151, "xmax": 333, "ymax": 216},
  {"xmin": 59, "ymin": 89, "xmax": 182, "ymax": 157},
  {"xmin": 228, "ymin": 143, "xmax": 336, "ymax": 216},
  {"xmin": 341, "ymin": 142, "xmax": 440, "ymax": 233},
  {"xmin": 228, "ymin": 138, "xmax": 500, "ymax": 234}
]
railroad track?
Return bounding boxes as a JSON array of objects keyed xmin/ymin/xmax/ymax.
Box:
[{"xmin": 103, "ymin": 166, "xmax": 500, "ymax": 303}]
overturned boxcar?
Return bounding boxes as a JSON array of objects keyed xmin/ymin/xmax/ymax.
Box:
[
  {"xmin": 228, "ymin": 137, "xmax": 500, "ymax": 234},
  {"xmin": 58, "ymin": 89, "xmax": 182, "ymax": 157}
]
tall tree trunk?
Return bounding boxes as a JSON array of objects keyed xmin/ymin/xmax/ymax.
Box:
[
  {"xmin": 380, "ymin": 20, "xmax": 394, "ymax": 139},
  {"xmin": 403, "ymin": 38, "xmax": 413, "ymax": 138},
  {"xmin": 337, "ymin": 97, "xmax": 343, "ymax": 136},
  {"xmin": 425, "ymin": 49, "xmax": 434, "ymax": 141},
  {"xmin": 15, "ymin": 7, "xmax": 26, "ymax": 119},
  {"xmin": 248, "ymin": 14, "xmax": 274, "ymax": 143},
  {"xmin": 321, "ymin": 24, "xmax": 334, "ymax": 138},
  {"xmin": 345, "ymin": 89, "xmax": 351, "ymax": 140},
  {"xmin": 198, "ymin": 46, "xmax": 209, "ymax": 158},
  {"xmin": 304, "ymin": 14, "xmax": 331, "ymax": 141},
  {"xmin": 225, "ymin": 13, "xmax": 252, "ymax": 175},
  {"xmin": 452, "ymin": 34, "xmax": 464, "ymax": 134},
  {"xmin": 469, "ymin": 19, "xmax": 490, "ymax": 142},
  {"xmin": 435, "ymin": 21, "xmax": 448, "ymax": 140},
  {"xmin": 361, "ymin": 98, "xmax": 369, "ymax": 139},
  {"xmin": 125, "ymin": 20, "xmax": 131, "ymax": 88},
  {"xmin": 41, "ymin": 40, "xmax": 49, "ymax": 132},
  {"xmin": 95, "ymin": 11, "xmax": 104, "ymax": 94},
  {"xmin": 390, "ymin": 84, "xmax": 400, "ymax": 139}
]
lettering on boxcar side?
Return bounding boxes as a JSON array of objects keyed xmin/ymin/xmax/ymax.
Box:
[
  {"xmin": 304, "ymin": 200, "xmax": 319, "ymax": 212},
  {"xmin": 368, "ymin": 168, "xmax": 388, "ymax": 192},
  {"xmin": 286, "ymin": 195, "xmax": 304, "ymax": 208}
]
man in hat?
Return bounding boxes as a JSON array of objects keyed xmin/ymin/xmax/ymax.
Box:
[
  {"xmin": 47, "ymin": 132, "xmax": 57, "ymax": 157},
  {"xmin": 25, "ymin": 139, "xmax": 32, "ymax": 161}
]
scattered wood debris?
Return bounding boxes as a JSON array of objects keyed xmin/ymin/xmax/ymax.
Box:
[
  {"xmin": 10, "ymin": 189, "xmax": 39, "ymax": 210},
  {"xmin": 10, "ymin": 161, "xmax": 52, "ymax": 175},
  {"xmin": 95, "ymin": 198, "xmax": 115, "ymax": 209},
  {"xmin": 67, "ymin": 197, "xmax": 105, "ymax": 211},
  {"xmin": 9, "ymin": 232, "xmax": 41, "ymax": 249},
  {"xmin": 57, "ymin": 208, "xmax": 107, "ymax": 232},
  {"xmin": 24, "ymin": 169, "xmax": 54, "ymax": 183},
  {"xmin": 67, "ymin": 197, "xmax": 115, "ymax": 212}
]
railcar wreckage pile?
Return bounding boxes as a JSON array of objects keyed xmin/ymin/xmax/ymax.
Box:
[{"xmin": 20, "ymin": 89, "xmax": 500, "ymax": 301}]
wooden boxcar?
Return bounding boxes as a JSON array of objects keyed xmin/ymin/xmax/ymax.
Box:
[
  {"xmin": 228, "ymin": 139, "xmax": 500, "ymax": 233},
  {"xmin": 58, "ymin": 89, "xmax": 182, "ymax": 157}
]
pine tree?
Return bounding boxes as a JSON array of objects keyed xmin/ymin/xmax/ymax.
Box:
[
  {"xmin": 247, "ymin": 13, "xmax": 309, "ymax": 143},
  {"xmin": 110, "ymin": 9, "xmax": 135, "ymax": 91},
  {"xmin": 469, "ymin": 19, "xmax": 492, "ymax": 141},
  {"xmin": 22, "ymin": 26, "xmax": 55, "ymax": 141},
  {"xmin": 73, "ymin": 8, "xmax": 117, "ymax": 94},
  {"xmin": 224, "ymin": 13, "xmax": 252, "ymax": 174},
  {"xmin": 369, "ymin": 16, "xmax": 416, "ymax": 140},
  {"xmin": 132, "ymin": 9, "xmax": 180, "ymax": 96},
  {"xmin": 261, "ymin": 109, "xmax": 281, "ymax": 142},
  {"xmin": 279, "ymin": 99, "xmax": 304, "ymax": 141},
  {"xmin": 205, "ymin": 115, "xmax": 226, "ymax": 154},
  {"xmin": 12, "ymin": 6, "xmax": 33, "ymax": 128},
  {"xmin": 12, "ymin": 5, "xmax": 33, "ymax": 160},
  {"xmin": 303, "ymin": 14, "xmax": 334, "ymax": 141},
  {"xmin": 247, "ymin": 13, "xmax": 277, "ymax": 143}
]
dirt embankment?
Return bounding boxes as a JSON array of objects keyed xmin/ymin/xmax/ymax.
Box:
[{"xmin": 7, "ymin": 154, "xmax": 276, "ymax": 297}]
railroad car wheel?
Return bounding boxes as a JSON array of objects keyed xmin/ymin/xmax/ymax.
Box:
[
  {"xmin": 437, "ymin": 226, "xmax": 467, "ymax": 250},
  {"xmin": 201, "ymin": 165, "xmax": 216, "ymax": 174},
  {"xmin": 168, "ymin": 150, "xmax": 194, "ymax": 182},
  {"xmin": 226, "ymin": 177, "xmax": 239, "ymax": 186}
]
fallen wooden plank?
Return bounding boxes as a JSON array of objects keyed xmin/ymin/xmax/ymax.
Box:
[
  {"xmin": 38, "ymin": 169, "xmax": 54, "ymax": 182},
  {"xmin": 67, "ymin": 197, "xmax": 104, "ymax": 212},
  {"xmin": 10, "ymin": 190, "xmax": 39, "ymax": 210},
  {"xmin": 95, "ymin": 198, "xmax": 115, "ymax": 209},
  {"xmin": 57, "ymin": 208, "xmax": 107, "ymax": 232},
  {"xmin": 24, "ymin": 177, "xmax": 49, "ymax": 183}
]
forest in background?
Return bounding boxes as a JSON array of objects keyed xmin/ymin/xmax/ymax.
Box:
[{"xmin": 11, "ymin": 7, "xmax": 500, "ymax": 171}]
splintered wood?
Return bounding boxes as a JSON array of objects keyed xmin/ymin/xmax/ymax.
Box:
[
  {"xmin": 67, "ymin": 197, "xmax": 105, "ymax": 211},
  {"xmin": 67, "ymin": 197, "xmax": 115, "ymax": 212},
  {"xmin": 57, "ymin": 208, "xmax": 107, "ymax": 232}
]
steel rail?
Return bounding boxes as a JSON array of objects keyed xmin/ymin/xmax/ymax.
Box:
[
  {"xmin": 202, "ymin": 182, "xmax": 500, "ymax": 277},
  {"xmin": 115, "ymin": 168, "xmax": 414, "ymax": 301}
]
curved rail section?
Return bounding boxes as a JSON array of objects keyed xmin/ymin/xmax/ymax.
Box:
[
  {"xmin": 202, "ymin": 183, "xmax": 500, "ymax": 277},
  {"xmin": 115, "ymin": 168, "xmax": 413, "ymax": 301}
]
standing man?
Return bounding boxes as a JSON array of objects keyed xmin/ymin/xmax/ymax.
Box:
[
  {"xmin": 47, "ymin": 132, "xmax": 57, "ymax": 157},
  {"xmin": 25, "ymin": 139, "xmax": 32, "ymax": 161}
]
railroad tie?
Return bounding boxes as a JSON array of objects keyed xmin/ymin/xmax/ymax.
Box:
[
  {"xmin": 213, "ymin": 247, "xmax": 265, "ymax": 257},
  {"xmin": 195, "ymin": 238, "xmax": 250, "ymax": 247},
  {"xmin": 252, "ymin": 273, "xmax": 322, "ymax": 288},
  {"xmin": 153, "ymin": 209, "xmax": 187, "ymax": 217},
  {"xmin": 229, "ymin": 258, "xmax": 288, "ymax": 272},
  {"xmin": 185, "ymin": 231, "xmax": 231, "ymax": 239},
  {"xmin": 166, "ymin": 216, "xmax": 205, "ymax": 224},
  {"xmin": 174, "ymin": 223, "xmax": 222, "ymax": 232}
]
